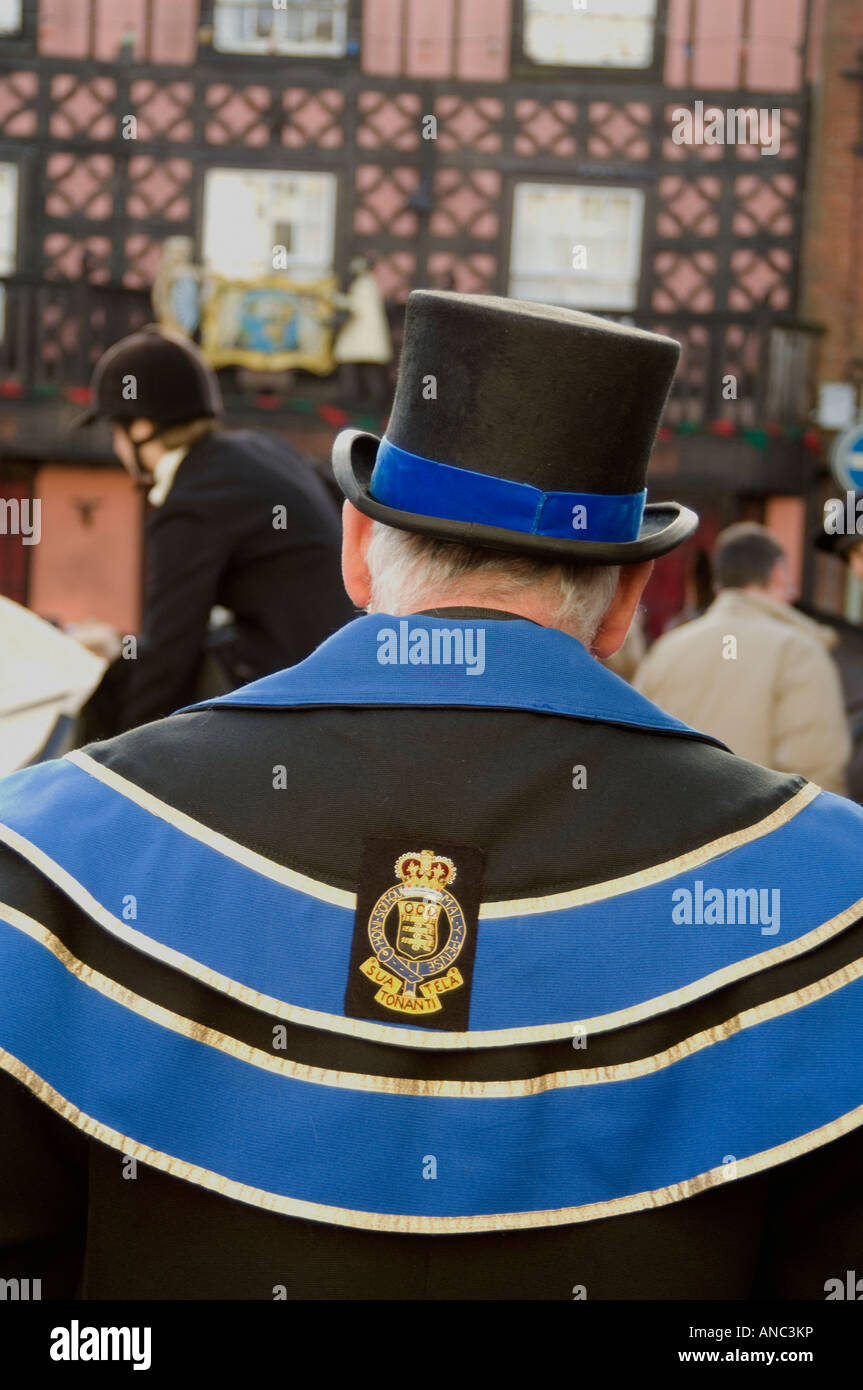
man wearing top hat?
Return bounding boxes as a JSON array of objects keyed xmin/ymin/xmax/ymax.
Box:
[{"xmin": 0, "ymin": 291, "xmax": 862, "ymax": 1300}]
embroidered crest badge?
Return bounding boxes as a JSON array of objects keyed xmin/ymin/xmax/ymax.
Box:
[{"xmin": 345, "ymin": 836, "xmax": 485, "ymax": 1031}]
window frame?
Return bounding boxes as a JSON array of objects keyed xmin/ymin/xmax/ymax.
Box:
[
  {"xmin": 0, "ymin": 0, "xmax": 36, "ymax": 57},
  {"xmin": 504, "ymin": 174, "xmax": 650, "ymax": 314},
  {"xmin": 0, "ymin": 153, "xmax": 21, "ymax": 279},
  {"xmin": 198, "ymin": 162, "xmax": 343, "ymax": 285},
  {"xmin": 198, "ymin": 0, "xmax": 362, "ymax": 67},
  {"xmin": 511, "ymin": 0, "xmax": 668, "ymax": 83}
]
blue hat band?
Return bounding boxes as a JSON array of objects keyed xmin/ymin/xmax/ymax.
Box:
[{"xmin": 370, "ymin": 438, "xmax": 647, "ymax": 544}]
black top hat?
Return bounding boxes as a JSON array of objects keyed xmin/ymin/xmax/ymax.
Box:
[
  {"xmin": 73, "ymin": 324, "xmax": 223, "ymax": 429},
  {"xmin": 333, "ymin": 290, "xmax": 698, "ymax": 564}
]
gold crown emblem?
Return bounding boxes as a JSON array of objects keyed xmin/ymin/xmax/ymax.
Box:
[{"xmin": 395, "ymin": 849, "xmax": 456, "ymax": 891}]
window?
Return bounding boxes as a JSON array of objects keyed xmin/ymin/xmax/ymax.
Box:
[
  {"xmin": 509, "ymin": 183, "xmax": 645, "ymax": 310},
  {"xmin": 0, "ymin": 0, "xmax": 21, "ymax": 36},
  {"xmin": 0, "ymin": 162, "xmax": 18, "ymax": 273},
  {"xmin": 0, "ymin": 162, "xmax": 17, "ymax": 345},
  {"xmin": 212, "ymin": 0, "xmax": 348, "ymax": 57},
  {"xmin": 202, "ymin": 168, "xmax": 337, "ymax": 281},
  {"xmin": 523, "ymin": 0, "xmax": 657, "ymax": 70}
]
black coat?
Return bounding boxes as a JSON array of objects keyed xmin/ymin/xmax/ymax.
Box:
[
  {"xmin": 121, "ymin": 428, "xmax": 355, "ymax": 731},
  {"xmin": 1, "ymin": 608, "xmax": 863, "ymax": 1300}
]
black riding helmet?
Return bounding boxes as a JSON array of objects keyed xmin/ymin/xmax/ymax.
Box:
[
  {"xmin": 74, "ymin": 324, "xmax": 223, "ymax": 431},
  {"xmin": 74, "ymin": 324, "xmax": 223, "ymax": 484}
]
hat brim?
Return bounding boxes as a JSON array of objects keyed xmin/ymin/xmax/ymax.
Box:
[
  {"xmin": 71, "ymin": 406, "xmax": 99, "ymax": 429},
  {"xmin": 333, "ymin": 429, "xmax": 699, "ymax": 564}
]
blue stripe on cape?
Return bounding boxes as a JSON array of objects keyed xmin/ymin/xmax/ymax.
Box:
[
  {"xmin": 0, "ymin": 908, "xmax": 861, "ymax": 1228},
  {"xmin": 1, "ymin": 613, "xmax": 863, "ymax": 1224},
  {"xmin": 0, "ymin": 755, "xmax": 860, "ymax": 1034}
]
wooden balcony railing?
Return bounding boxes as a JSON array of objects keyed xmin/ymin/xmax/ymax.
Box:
[{"xmin": 0, "ymin": 277, "xmax": 822, "ymax": 434}]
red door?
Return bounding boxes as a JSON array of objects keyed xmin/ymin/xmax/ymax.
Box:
[
  {"xmin": 641, "ymin": 508, "xmax": 721, "ymax": 641},
  {"xmin": 0, "ymin": 462, "xmax": 34, "ymax": 606}
]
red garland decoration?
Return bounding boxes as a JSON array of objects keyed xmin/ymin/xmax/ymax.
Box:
[
  {"xmin": 318, "ymin": 404, "xmax": 350, "ymax": 427},
  {"xmin": 802, "ymin": 429, "xmax": 821, "ymax": 453}
]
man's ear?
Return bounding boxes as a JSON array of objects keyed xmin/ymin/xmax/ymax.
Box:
[
  {"xmin": 592, "ymin": 560, "xmax": 654, "ymax": 659},
  {"xmin": 341, "ymin": 501, "xmax": 376, "ymax": 609}
]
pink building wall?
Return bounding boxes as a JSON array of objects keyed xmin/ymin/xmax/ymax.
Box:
[
  {"xmin": 38, "ymin": 0, "xmax": 90, "ymax": 58},
  {"xmin": 28, "ymin": 466, "xmax": 142, "ymax": 633},
  {"xmin": 149, "ymin": 0, "xmax": 199, "ymax": 65},
  {"xmin": 363, "ymin": 0, "xmax": 813, "ymax": 88},
  {"xmin": 39, "ymin": 0, "xmax": 198, "ymax": 64},
  {"xmin": 764, "ymin": 494, "xmax": 806, "ymax": 594},
  {"xmin": 92, "ymin": 0, "xmax": 149, "ymax": 62},
  {"xmin": 665, "ymin": 0, "xmax": 810, "ymax": 91},
  {"xmin": 363, "ymin": 0, "xmax": 510, "ymax": 80},
  {"xmin": 26, "ymin": 0, "xmax": 823, "ymax": 315},
  {"xmin": 36, "ymin": 0, "xmax": 815, "ymax": 91}
]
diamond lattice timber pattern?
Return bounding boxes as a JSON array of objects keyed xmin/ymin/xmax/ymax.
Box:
[{"xmin": 0, "ymin": 61, "xmax": 805, "ymax": 308}]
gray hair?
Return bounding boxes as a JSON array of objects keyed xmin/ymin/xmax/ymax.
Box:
[{"xmin": 366, "ymin": 522, "xmax": 620, "ymax": 646}]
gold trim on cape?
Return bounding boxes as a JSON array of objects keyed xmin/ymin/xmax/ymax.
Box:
[
  {"xmin": 0, "ymin": 1033, "xmax": 861, "ymax": 1234},
  {"xmin": 2, "ymin": 898, "xmax": 863, "ymax": 1100},
  {"xmin": 63, "ymin": 750, "xmax": 819, "ymax": 918},
  {"xmin": 64, "ymin": 750, "xmax": 354, "ymax": 908},
  {"xmin": 0, "ymin": 815, "xmax": 861, "ymax": 1050}
]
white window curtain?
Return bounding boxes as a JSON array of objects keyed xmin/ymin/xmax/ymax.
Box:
[
  {"xmin": 509, "ymin": 182, "xmax": 645, "ymax": 310},
  {"xmin": 0, "ymin": 162, "xmax": 17, "ymax": 343},
  {"xmin": 0, "ymin": 163, "xmax": 18, "ymax": 274},
  {"xmin": 524, "ymin": 0, "xmax": 657, "ymax": 69},
  {"xmin": 203, "ymin": 168, "xmax": 337, "ymax": 282},
  {"xmin": 0, "ymin": 0, "xmax": 22, "ymax": 36},
  {"xmin": 213, "ymin": 0, "xmax": 348, "ymax": 57}
]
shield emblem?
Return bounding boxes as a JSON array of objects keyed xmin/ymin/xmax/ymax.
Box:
[{"xmin": 394, "ymin": 892, "xmax": 444, "ymax": 959}]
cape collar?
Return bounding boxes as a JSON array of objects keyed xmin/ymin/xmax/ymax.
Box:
[
  {"xmin": 416, "ymin": 606, "xmax": 522, "ymax": 621},
  {"xmin": 181, "ymin": 612, "xmax": 725, "ymax": 745}
]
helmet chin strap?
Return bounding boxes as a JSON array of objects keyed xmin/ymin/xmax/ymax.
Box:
[{"xmin": 121, "ymin": 423, "xmax": 164, "ymax": 489}]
